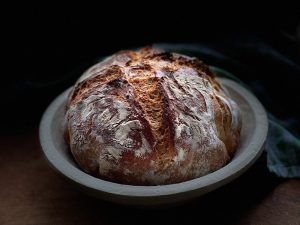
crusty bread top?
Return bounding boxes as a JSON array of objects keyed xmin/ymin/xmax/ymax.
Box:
[{"xmin": 65, "ymin": 47, "xmax": 241, "ymax": 185}]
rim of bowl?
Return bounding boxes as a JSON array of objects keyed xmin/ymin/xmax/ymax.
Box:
[{"xmin": 39, "ymin": 77, "xmax": 268, "ymax": 199}]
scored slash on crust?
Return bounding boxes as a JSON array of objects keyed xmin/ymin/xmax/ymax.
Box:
[{"xmin": 64, "ymin": 47, "xmax": 242, "ymax": 185}]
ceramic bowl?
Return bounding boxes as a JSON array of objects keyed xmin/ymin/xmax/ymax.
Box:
[{"xmin": 39, "ymin": 76, "xmax": 268, "ymax": 207}]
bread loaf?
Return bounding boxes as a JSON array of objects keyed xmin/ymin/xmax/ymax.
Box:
[{"xmin": 64, "ymin": 47, "xmax": 242, "ymax": 185}]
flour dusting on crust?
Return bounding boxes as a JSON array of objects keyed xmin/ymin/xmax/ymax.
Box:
[{"xmin": 65, "ymin": 47, "xmax": 241, "ymax": 185}]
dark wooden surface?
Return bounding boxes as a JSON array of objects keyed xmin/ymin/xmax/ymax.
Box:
[{"xmin": 0, "ymin": 127, "xmax": 299, "ymax": 225}]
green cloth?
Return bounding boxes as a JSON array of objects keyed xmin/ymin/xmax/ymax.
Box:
[{"xmin": 267, "ymin": 115, "xmax": 300, "ymax": 177}]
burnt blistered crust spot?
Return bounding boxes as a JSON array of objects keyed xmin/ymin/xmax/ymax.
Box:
[
  {"xmin": 130, "ymin": 63, "xmax": 153, "ymax": 71},
  {"xmin": 177, "ymin": 57, "xmax": 214, "ymax": 77},
  {"xmin": 65, "ymin": 46, "xmax": 241, "ymax": 185},
  {"xmin": 145, "ymin": 52, "xmax": 175, "ymax": 61}
]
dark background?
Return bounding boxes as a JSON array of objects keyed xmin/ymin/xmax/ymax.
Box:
[
  {"xmin": 1, "ymin": 6, "xmax": 300, "ymax": 225},
  {"xmin": 3, "ymin": 7, "xmax": 300, "ymax": 134}
]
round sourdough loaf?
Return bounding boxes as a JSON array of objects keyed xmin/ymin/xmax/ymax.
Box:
[{"xmin": 64, "ymin": 47, "xmax": 242, "ymax": 185}]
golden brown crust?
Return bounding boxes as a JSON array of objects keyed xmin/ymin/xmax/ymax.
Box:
[{"xmin": 65, "ymin": 47, "xmax": 242, "ymax": 185}]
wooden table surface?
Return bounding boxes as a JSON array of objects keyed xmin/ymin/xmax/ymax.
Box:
[{"xmin": 0, "ymin": 127, "xmax": 299, "ymax": 225}]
